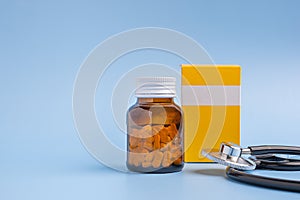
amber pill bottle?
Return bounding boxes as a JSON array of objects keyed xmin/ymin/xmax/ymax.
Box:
[{"xmin": 127, "ymin": 77, "xmax": 184, "ymax": 173}]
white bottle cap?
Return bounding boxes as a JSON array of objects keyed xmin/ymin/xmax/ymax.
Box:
[{"xmin": 135, "ymin": 77, "xmax": 176, "ymax": 98}]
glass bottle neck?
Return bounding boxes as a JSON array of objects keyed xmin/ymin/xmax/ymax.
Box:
[{"xmin": 137, "ymin": 97, "xmax": 174, "ymax": 103}]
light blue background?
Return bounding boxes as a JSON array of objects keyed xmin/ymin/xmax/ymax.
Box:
[{"xmin": 1, "ymin": 0, "xmax": 300, "ymax": 199}]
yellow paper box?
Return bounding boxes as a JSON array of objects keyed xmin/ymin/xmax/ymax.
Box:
[{"xmin": 181, "ymin": 65, "xmax": 241, "ymax": 162}]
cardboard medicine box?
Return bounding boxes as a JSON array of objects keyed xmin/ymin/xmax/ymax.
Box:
[{"xmin": 181, "ymin": 65, "xmax": 241, "ymax": 162}]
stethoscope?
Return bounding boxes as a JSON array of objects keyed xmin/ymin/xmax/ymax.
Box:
[{"xmin": 202, "ymin": 142, "xmax": 300, "ymax": 192}]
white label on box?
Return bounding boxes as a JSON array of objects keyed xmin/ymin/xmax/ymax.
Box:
[{"xmin": 181, "ymin": 86, "xmax": 240, "ymax": 106}]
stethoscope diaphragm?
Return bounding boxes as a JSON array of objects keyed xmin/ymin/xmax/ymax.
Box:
[{"xmin": 202, "ymin": 150, "xmax": 256, "ymax": 170}]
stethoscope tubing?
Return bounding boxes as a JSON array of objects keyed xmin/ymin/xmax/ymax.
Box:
[
  {"xmin": 249, "ymin": 145, "xmax": 300, "ymax": 171},
  {"xmin": 249, "ymin": 145, "xmax": 300, "ymax": 156},
  {"xmin": 226, "ymin": 167, "xmax": 300, "ymax": 193}
]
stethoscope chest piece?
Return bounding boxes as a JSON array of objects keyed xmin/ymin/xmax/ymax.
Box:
[{"xmin": 202, "ymin": 142, "xmax": 256, "ymax": 171}]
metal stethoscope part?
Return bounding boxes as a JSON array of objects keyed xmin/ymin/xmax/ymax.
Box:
[
  {"xmin": 202, "ymin": 142, "xmax": 256, "ymax": 171},
  {"xmin": 202, "ymin": 142, "xmax": 300, "ymax": 192}
]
